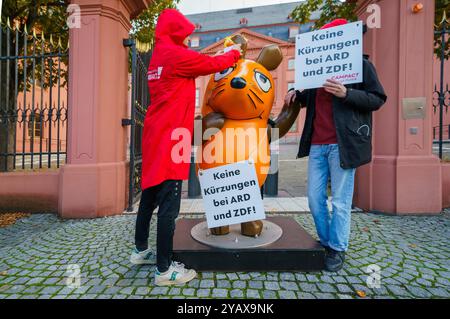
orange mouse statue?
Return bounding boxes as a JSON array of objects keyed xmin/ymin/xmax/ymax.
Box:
[{"xmin": 197, "ymin": 34, "xmax": 301, "ymax": 237}]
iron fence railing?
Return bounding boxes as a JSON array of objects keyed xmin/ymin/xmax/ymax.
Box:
[
  {"xmin": 123, "ymin": 38, "xmax": 150, "ymax": 211},
  {"xmin": 0, "ymin": 19, "xmax": 69, "ymax": 171},
  {"xmin": 433, "ymin": 124, "xmax": 450, "ymax": 141},
  {"xmin": 434, "ymin": 14, "xmax": 450, "ymax": 159}
]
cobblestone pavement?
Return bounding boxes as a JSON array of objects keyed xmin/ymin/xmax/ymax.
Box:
[{"xmin": 0, "ymin": 211, "xmax": 449, "ymax": 299}]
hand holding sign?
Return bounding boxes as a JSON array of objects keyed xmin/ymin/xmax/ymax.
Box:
[
  {"xmin": 284, "ymin": 89, "xmax": 298, "ymax": 105},
  {"xmin": 323, "ymin": 79, "xmax": 347, "ymax": 98}
]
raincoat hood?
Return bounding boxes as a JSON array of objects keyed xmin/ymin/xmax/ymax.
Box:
[
  {"xmin": 155, "ymin": 9, "xmax": 195, "ymax": 47},
  {"xmin": 320, "ymin": 18, "xmax": 348, "ymax": 30}
]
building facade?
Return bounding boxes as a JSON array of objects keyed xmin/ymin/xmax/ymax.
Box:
[{"xmin": 186, "ymin": 2, "xmax": 316, "ymax": 51}]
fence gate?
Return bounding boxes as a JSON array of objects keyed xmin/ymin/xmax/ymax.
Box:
[
  {"xmin": 433, "ymin": 14, "xmax": 450, "ymax": 159},
  {"xmin": 123, "ymin": 38, "xmax": 150, "ymax": 211},
  {"xmin": 0, "ymin": 20, "xmax": 69, "ymax": 172}
]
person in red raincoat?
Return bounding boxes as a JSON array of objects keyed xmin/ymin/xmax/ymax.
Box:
[{"xmin": 130, "ymin": 9, "xmax": 241, "ymax": 286}]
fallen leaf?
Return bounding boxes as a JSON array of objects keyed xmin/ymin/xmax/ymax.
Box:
[
  {"xmin": 0, "ymin": 271, "xmax": 8, "ymax": 276},
  {"xmin": 409, "ymin": 244, "xmax": 417, "ymax": 248},
  {"xmin": 0, "ymin": 212, "xmax": 31, "ymax": 228},
  {"xmin": 362, "ymin": 227, "xmax": 369, "ymax": 232},
  {"xmin": 356, "ymin": 290, "xmax": 367, "ymax": 298}
]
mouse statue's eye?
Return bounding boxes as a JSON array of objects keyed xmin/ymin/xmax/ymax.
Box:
[
  {"xmin": 214, "ymin": 67, "xmax": 234, "ymax": 82},
  {"xmin": 254, "ymin": 71, "xmax": 271, "ymax": 93}
]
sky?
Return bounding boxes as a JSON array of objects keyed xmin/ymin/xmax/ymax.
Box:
[{"xmin": 178, "ymin": 0, "xmax": 300, "ymax": 15}]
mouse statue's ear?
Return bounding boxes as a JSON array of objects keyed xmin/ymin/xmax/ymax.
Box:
[{"xmin": 256, "ymin": 45, "xmax": 283, "ymax": 71}]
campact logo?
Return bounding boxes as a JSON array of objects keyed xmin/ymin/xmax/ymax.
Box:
[{"xmin": 148, "ymin": 67, "xmax": 163, "ymax": 81}]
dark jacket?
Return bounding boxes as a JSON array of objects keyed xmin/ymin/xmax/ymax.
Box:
[{"xmin": 296, "ymin": 56, "xmax": 387, "ymax": 169}]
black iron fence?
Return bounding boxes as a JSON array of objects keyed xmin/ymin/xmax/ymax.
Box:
[
  {"xmin": 434, "ymin": 15, "xmax": 450, "ymax": 159},
  {"xmin": 123, "ymin": 38, "xmax": 150, "ymax": 211},
  {"xmin": 0, "ymin": 20, "xmax": 69, "ymax": 171},
  {"xmin": 433, "ymin": 124, "xmax": 450, "ymax": 140}
]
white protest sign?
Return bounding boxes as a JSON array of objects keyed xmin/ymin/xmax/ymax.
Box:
[
  {"xmin": 224, "ymin": 44, "xmax": 241, "ymax": 53},
  {"xmin": 198, "ymin": 161, "xmax": 265, "ymax": 229},
  {"xmin": 295, "ymin": 21, "xmax": 363, "ymax": 90}
]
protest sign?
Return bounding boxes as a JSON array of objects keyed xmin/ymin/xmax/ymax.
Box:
[
  {"xmin": 198, "ymin": 161, "xmax": 265, "ymax": 229},
  {"xmin": 295, "ymin": 21, "xmax": 363, "ymax": 90}
]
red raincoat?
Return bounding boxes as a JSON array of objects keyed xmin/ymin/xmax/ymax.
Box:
[{"xmin": 141, "ymin": 9, "xmax": 240, "ymax": 190}]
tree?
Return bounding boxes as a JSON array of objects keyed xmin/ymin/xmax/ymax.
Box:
[
  {"xmin": 291, "ymin": 0, "xmax": 450, "ymax": 60},
  {"xmin": 435, "ymin": 0, "xmax": 450, "ymax": 60},
  {"xmin": 291, "ymin": 0, "xmax": 357, "ymax": 30}
]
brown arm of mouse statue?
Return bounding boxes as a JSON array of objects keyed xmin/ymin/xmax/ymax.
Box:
[
  {"xmin": 191, "ymin": 113, "xmax": 226, "ymax": 145},
  {"xmin": 201, "ymin": 112, "xmax": 225, "ymax": 142},
  {"xmin": 267, "ymin": 90, "xmax": 302, "ymax": 142},
  {"xmin": 254, "ymin": 44, "xmax": 302, "ymax": 143},
  {"xmin": 192, "ymin": 104, "xmax": 226, "ymax": 147}
]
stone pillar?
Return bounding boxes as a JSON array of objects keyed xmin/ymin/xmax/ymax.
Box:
[
  {"xmin": 58, "ymin": 0, "xmax": 150, "ymax": 218},
  {"xmin": 353, "ymin": 0, "xmax": 442, "ymax": 214}
]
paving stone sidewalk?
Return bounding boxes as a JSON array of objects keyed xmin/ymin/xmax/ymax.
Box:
[{"xmin": 0, "ymin": 211, "xmax": 449, "ymax": 300}]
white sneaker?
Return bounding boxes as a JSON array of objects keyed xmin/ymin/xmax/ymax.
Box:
[
  {"xmin": 154, "ymin": 261, "xmax": 197, "ymax": 286},
  {"xmin": 130, "ymin": 247, "xmax": 156, "ymax": 265}
]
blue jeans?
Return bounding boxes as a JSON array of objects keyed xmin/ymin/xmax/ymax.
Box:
[{"xmin": 307, "ymin": 144, "xmax": 356, "ymax": 252}]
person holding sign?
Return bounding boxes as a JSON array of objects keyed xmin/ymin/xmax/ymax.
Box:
[
  {"xmin": 286, "ymin": 19, "xmax": 387, "ymax": 272},
  {"xmin": 130, "ymin": 9, "xmax": 242, "ymax": 286}
]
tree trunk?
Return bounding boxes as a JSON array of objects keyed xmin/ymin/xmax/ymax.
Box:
[
  {"xmin": 0, "ymin": 31, "xmax": 18, "ymax": 172},
  {"xmin": 0, "ymin": 121, "xmax": 16, "ymax": 172}
]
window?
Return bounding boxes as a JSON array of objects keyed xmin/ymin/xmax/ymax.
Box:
[
  {"xmin": 288, "ymin": 82, "xmax": 295, "ymax": 91},
  {"xmin": 289, "ymin": 26, "xmax": 299, "ymax": 38},
  {"xmin": 236, "ymin": 8, "xmax": 253, "ymax": 14},
  {"xmin": 239, "ymin": 18, "xmax": 248, "ymax": 25},
  {"xmin": 195, "ymin": 88, "xmax": 200, "ymax": 107},
  {"xmin": 28, "ymin": 111, "xmax": 41, "ymax": 138},
  {"xmin": 190, "ymin": 37, "xmax": 200, "ymax": 48},
  {"xmin": 288, "ymin": 59, "xmax": 295, "ymax": 70}
]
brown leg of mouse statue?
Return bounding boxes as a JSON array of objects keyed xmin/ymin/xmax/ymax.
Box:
[
  {"xmin": 201, "ymin": 113, "xmax": 229, "ymax": 238},
  {"xmin": 241, "ymin": 220, "xmax": 263, "ymax": 237},
  {"xmin": 210, "ymin": 226, "xmax": 230, "ymax": 236}
]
